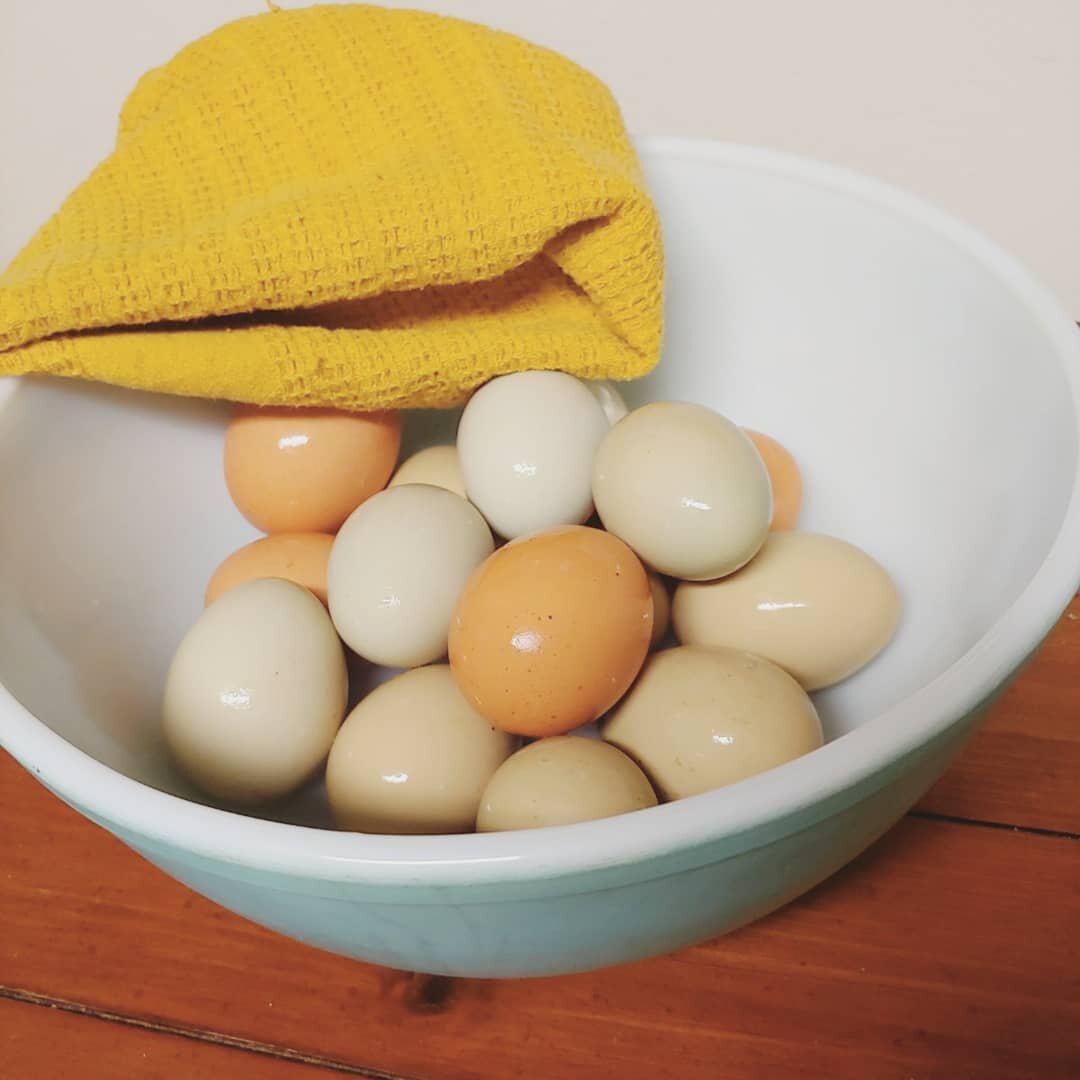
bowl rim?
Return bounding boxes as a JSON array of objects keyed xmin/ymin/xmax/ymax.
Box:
[{"xmin": 3, "ymin": 135, "xmax": 1080, "ymax": 887}]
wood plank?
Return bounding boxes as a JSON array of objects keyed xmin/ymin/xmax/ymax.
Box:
[
  {"xmin": 0, "ymin": 994, "xmax": 360, "ymax": 1080},
  {"xmin": 1, "ymin": 748, "xmax": 1078, "ymax": 1080},
  {"xmin": 918, "ymin": 593, "xmax": 1080, "ymax": 833}
]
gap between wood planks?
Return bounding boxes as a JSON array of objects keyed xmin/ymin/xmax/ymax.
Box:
[{"xmin": 911, "ymin": 809, "xmax": 1079, "ymax": 841}]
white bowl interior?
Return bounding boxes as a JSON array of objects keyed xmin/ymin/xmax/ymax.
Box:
[{"xmin": 0, "ymin": 143, "xmax": 1075, "ymax": 830}]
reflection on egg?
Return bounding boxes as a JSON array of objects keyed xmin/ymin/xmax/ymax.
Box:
[
  {"xmin": 744, "ymin": 429, "xmax": 802, "ymax": 531},
  {"xmin": 592, "ymin": 401, "xmax": 771, "ymax": 580},
  {"xmin": 603, "ymin": 645, "xmax": 823, "ymax": 799},
  {"xmin": 449, "ymin": 526, "xmax": 653, "ymax": 736},
  {"xmin": 204, "ymin": 533, "xmax": 334, "ymax": 607},
  {"xmin": 476, "ymin": 736, "xmax": 657, "ymax": 831},
  {"xmin": 224, "ymin": 405, "xmax": 401, "ymax": 534},
  {"xmin": 326, "ymin": 665, "xmax": 514, "ymax": 834},
  {"xmin": 672, "ymin": 531, "xmax": 901, "ymax": 690},
  {"xmin": 163, "ymin": 579, "xmax": 347, "ymax": 805}
]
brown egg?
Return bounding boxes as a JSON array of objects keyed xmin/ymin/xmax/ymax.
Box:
[
  {"xmin": 448, "ymin": 526, "xmax": 653, "ymax": 737},
  {"xmin": 224, "ymin": 406, "xmax": 401, "ymax": 534},
  {"xmin": 743, "ymin": 428, "xmax": 802, "ymax": 531},
  {"xmin": 204, "ymin": 533, "xmax": 334, "ymax": 607}
]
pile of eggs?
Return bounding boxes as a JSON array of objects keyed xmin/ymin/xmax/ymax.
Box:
[{"xmin": 163, "ymin": 371, "xmax": 900, "ymax": 834}]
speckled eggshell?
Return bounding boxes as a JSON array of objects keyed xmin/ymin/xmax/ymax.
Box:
[
  {"xmin": 672, "ymin": 531, "xmax": 901, "ymax": 690},
  {"xmin": 603, "ymin": 645, "xmax": 823, "ymax": 800},
  {"xmin": 592, "ymin": 401, "xmax": 771, "ymax": 580},
  {"xmin": 163, "ymin": 579, "xmax": 347, "ymax": 805},
  {"xmin": 328, "ymin": 484, "xmax": 494, "ymax": 668},
  {"xmin": 389, "ymin": 444, "xmax": 467, "ymax": 499},
  {"xmin": 448, "ymin": 526, "xmax": 653, "ymax": 736},
  {"xmin": 326, "ymin": 664, "xmax": 514, "ymax": 834},
  {"xmin": 457, "ymin": 371, "xmax": 610, "ymax": 539}
]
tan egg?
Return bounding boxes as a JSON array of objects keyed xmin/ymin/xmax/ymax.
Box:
[
  {"xmin": 204, "ymin": 533, "xmax": 333, "ymax": 607},
  {"xmin": 328, "ymin": 484, "xmax": 494, "ymax": 668},
  {"xmin": 163, "ymin": 579, "xmax": 347, "ymax": 805},
  {"xmin": 743, "ymin": 429, "xmax": 803, "ymax": 531},
  {"xmin": 326, "ymin": 665, "xmax": 514, "ymax": 834},
  {"xmin": 224, "ymin": 405, "xmax": 401, "ymax": 534},
  {"xmin": 648, "ymin": 573, "xmax": 671, "ymax": 648},
  {"xmin": 672, "ymin": 531, "xmax": 901, "ymax": 691},
  {"xmin": 603, "ymin": 645, "xmax": 823, "ymax": 800},
  {"xmin": 476, "ymin": 736, "xmax": 657, "ymax": 831},
  {"xmin": 449, "ymin": 526, "xmax": 653, "ymax": 737},
  {"xmin": 592, "ymin": 402, "xmax": 771, "ymax": 580},
  {"xmin": 389, "ymin": 444, "xmax": 466, "ymax": 499}
]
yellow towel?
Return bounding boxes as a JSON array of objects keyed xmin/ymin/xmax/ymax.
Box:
[{"xmin": 0, "ymin": 3, "xmax": 663, "ymax": 410}]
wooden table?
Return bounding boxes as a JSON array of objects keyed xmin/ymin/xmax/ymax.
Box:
[{"xmin": 2, "ymin": 600, "xmax": 1078, "ymax": 1079}]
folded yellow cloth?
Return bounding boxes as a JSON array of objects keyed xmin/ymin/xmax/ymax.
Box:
[{"xmin": 0, "ymin": 3, "xmax": 663, "ymax": 410}]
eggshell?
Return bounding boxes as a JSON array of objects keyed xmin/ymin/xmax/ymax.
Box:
[
  {"xmin": 586, "ymin": 380, "xmax": 630, "ymax": 425},
  {"xmin": 163, "ymin": 579, "xmax": 347, "ymax": 805},
  {"xmin": 326, "ymin": 665, "xmax": 514, "ymax": 834},
  {"xmin": 389, "ymin": 444, "xmax": 466, "ymax": 499},
  {"xmin": 449, "ymin": 526, "xmax": 653, "ymax": 736},
  {"xmin": 328, "ymin": 484, "xmax": 494, "ymax": 668},
  {"xmin": 648, "ymin": 573, "xmax": 671, "ymax": 648},
  {"xmin": 592, "ymin": 401, "xmax": 771, "ymax": 580},
  {"xmin": 457, "ymin": 371, "xmax": 609, "ymax": 538},
  {"xmin": 204, "ymin": 533, "xmax": 333, "ymax": 607},
  {"xmin": 603, "ymin": 645, "xmax": 823, "ymax": 800},
  {"xmin": 672, "ymin": 531, "xmax": 901, "ymax": 690},
  {"xmin": 224, "ymin": 406, "xmax": 401, "ymax": 534},
  {"xmin": 743, "ymin": 428, "xmax": 803, "ymax": 531},
  {"xmin": 476, "ymin": 736, "xmax": 657, "ymax": 831}
]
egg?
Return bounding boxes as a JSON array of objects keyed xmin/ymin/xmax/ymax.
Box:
[
  {"xmin": 672, "ymin": 531, "xmax": 901, "ymax": 690},
  {"xmin": 457, "ymin": 371, "xmax": 610, "ymax": 538},
  {"xmin": 743, "ymin": 428, "xmax": 802, "ymax": 531},
  {"xmin": 326, "ymin": 665, "xmax": 514, "ymax": 834},
  {"xmin": 224, "ymin": 405, "xmax": 401, "ymax": 534},
  {"xmin": 449, "ymin": 526, "xmax": 653, "ymax": 736},
  {"xmin": 328, "ymin": 484, "xmax": 494, "ymax": 668},
  {"xmin": 162, "ymin": 579, "xmax": 347, "ymax": 805},
  {"xmin": 204, "ymin": 533, "xmax": 333, "ymax": 607},
  {"xmin": 592, "ymin": 402, "xmax": 771, "ymax": 580},
  {"xmin": 388, "ymin": 444, "xmax": 466, "ymax": 499},
  {"xmin": 648, "ymin": 572, "xmax": 671, "ymax": 647},
  {"xmin": 476, "ymin": 736, "xmax": 657, "ymax": 831},
  {"xmin": 586, "ymin": 380, "xmax": 630, "ymax": 425},
  {"xmin": 603, "ymin": 645, "xmax": 823, "ymax": 800}
]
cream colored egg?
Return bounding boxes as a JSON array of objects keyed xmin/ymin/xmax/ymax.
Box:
[
  {"xmin": 326, "ymin": 665, "xmax": 514, "ymax": 834},
  {"xmin": 603, "ymin": 645, "xmax": 823, "ymax": 800},
  {"xmin": 476, "ymin": 736, "xmax": 657, "ymax": 831},
  {"xmin": 592, "ymin": 402, "xmax": 772, "ymax": 580},
  {"xmin": 648, "ymin": 573, "xmax": 671, "ymax": 648},
  {"xmin": 162, "ymin": 579, "xmax": 347, "ymax": 805},
  {"xmin": 672, "ymin": 531, "xmax": 901, "ymax": 690},
  {"xmin": 388, "ymin": 444, "xmax": 466, "ymax": 499},
  {"xmin": 328, "ymin": 484, "xmax": 493, "ymax": 668},
  {"xmin": 587, "ymin": 380, "xmax": 630, "ymax": 425},
  {"xmin": 457, "ymin": 371, "xmax": 610, "ymax": 539}
]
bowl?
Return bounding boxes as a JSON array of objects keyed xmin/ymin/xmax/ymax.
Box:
[{"xmin": 2, "ymin": 137, "xmax": 1079, "ymax": 978}]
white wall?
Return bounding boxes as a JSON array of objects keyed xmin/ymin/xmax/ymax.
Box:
[{"xmin": 2, "ymin": 0, "xmax": 1077, "ymax": 312}]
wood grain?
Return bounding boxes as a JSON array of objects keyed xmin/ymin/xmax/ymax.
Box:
[
  {"xmin": 1, "ymin": 747, "xmax": 1078, "ymax": 1080},
  {"xmin": 919, "ymin": 594, "xmax": 1080, "ymax": 833},
  {"xmin": 0, "ymin": 995, "xmax": 358, "ymax": 1080}
]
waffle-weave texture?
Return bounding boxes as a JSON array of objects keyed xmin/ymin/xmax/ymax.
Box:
[{"xmin": 0, "ymin": 3, "xmax": 664, "ymax": 409}]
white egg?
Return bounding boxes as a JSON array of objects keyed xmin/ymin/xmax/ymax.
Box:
[
  {"xmin": 457, "ymin": 371, "xmax": 610, "ymax": 539},
  {"xmin": 326, "ymin": 664, "xmax": 515, "ymax": 834},
  {"xmin": 592, "ymin": 401, "xmax": 772, "ymax": 580},
  {"xmin": 328, "ymin": 484, "xmax": 493, "ymax": 668},
  {"xmin": 388, "ymin": 444, "xmax": 466, "ymax": 499},
  {"xmin": 162, "ymin": 578, "xmax": 347, "ymax": 805},
  {"xmin": 586, "ymin": 380, "xmax": 630, "ymax": 425}
]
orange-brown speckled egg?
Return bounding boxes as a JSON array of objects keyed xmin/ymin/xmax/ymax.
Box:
[
  {"xmin": 225, "ymin": 406, "xmax": 401, "ymax": 534},
  {"xmin": 743, "ymin": 429, "xmax": 803, "ymax": 531},
  {"xmin": 205, "ymin": 533, "xmax": 334, "ymax": 608},
  {"xmin": 448, "ymin": 526, "xmax": 653, "ymax": 737}
]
